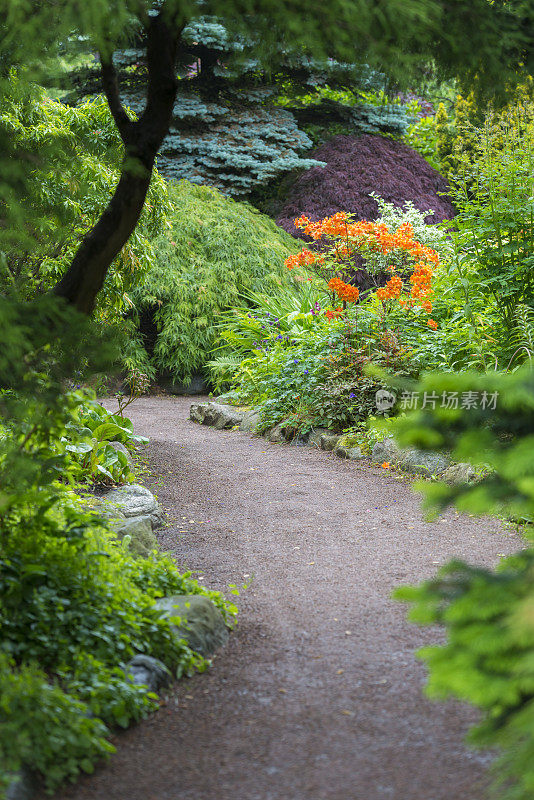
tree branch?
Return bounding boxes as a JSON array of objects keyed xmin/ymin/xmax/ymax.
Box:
[
  {"xmin": 99, "ymin": 53, "xmax": 132, "ymax": 140},
  {"xmin": 54, "ymin": 6, "xmax": 181, "ymax": 315}
]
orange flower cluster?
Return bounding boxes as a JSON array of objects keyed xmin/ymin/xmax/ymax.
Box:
[
  {"xmin": 284, "ymin": 249, "xmax": 325, "ymax": 270},
  {"xmin": 325, "ymin": 307, "xmax": 343, "ymax": 320},
  {"xmin": 287, "ymin": 212, "xmax": 440, "ymax": 322},
  {"xmin": 427, "ymin": 318, "xmax": 438, "ymax": 330},
  {"xmin": 328, "ymin": 277, "xmax": 360, "ymax": 303},
  {"xmin": 293, "ymin": 214, "xmax": 439, "ymax": 267},
  {"xmin": 376, "ymin": 274, "xmax": 403, "ymax": 301},
  {"xmin": 294, "ymin": 212, "xmax": 349, "ymax": 239}
]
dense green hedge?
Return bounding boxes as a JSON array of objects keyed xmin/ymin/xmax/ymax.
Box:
[{"xmin": 131, "ymin": 180, "xmax": 300, "ymax": 385}]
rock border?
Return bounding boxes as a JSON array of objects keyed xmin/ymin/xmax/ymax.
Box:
[
  {"xmin": 190, "ymin": 400, "xmax": 477, "ymax": 484},
  {"xmin": 8, "ymin": 480, "xmax": 230, "ymax": 800}
]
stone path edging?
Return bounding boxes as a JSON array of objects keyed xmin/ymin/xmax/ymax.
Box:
[{"xmin": 190, "ymin": 400, "xmax": 477, "ymax": 483}]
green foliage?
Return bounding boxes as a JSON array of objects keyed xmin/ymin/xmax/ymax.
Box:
[
  {"xmin": 0, "ymin": 295, "xmax": 236, "ymax": 794},
  {"xmin": 131, "ymin": 180, "xmax": 300, "ymax": 383},
  {"xmin": 54, "ymin": 393, "xmax": 148, "ymax": 486},
  {"xmin": 404, "ymin": 114, "xmax": 441, "ymax": 171},
  {"xmin": 393, "ymin": 368, "xmax": 534, "ymax": 521},
  {"xmin": 394, "ymin": 367, "xmax": 534, "ymax": 800},
  {"xmin": 224, "ymin": 300, "xmax": 418, "ymax": 433},
  {"xmin": 434, "ymin": 93, "xmax": 482, "ymax": 179},
  {"xmin": 445, "ymin": 104, "xmax": 534, "ymax": 328},
  {"xmin": 0, "ymin": 78, "xmax": 170, "ymax": 320},
  {"xmin": 0, "ymin": 654, "xmax": 114, "ymax": 794},
  {"xmin": 397, "ymin": 552, "xmax": 534, "ymax": 800}
]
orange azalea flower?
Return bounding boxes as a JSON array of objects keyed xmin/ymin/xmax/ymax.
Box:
[
  {"xmin": 381, "ymin": 462, "xmax": 391, "ymax": 469},
  {"xmin": 325, "ymin": 307, "xmax": 344, "ymax": 320},
  {"xmin": 289, "ymin": 213, "xmax": 438, "ymax": 317},
  {"xmin": 427, "ymin": 318, "xmax": 438, "ymax": 330},
  {"xmin": 328, "ymin": 277, "xmax": 360, "ymax": 303}
]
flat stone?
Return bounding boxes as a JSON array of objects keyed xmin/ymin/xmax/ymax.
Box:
[
  {"xmin": 371, "ymin": 437, "xmax": 450, "ymax": 476},
  {"xmin": 125, "ymin": 655, "xmax": 171, "ymax": 692},
  {"xmin": 212, "ymin": 404, "xmax": 245, "ymax": 430},
  {"xmin": 88, "ymin": 502, "xmax": 126, "ymax": 528},
  {"xmin": 371, "ymin": 437, "xmax": 403, "ymax": 464},
  {"xmin": 267, "ymin": 424, "xmax": 286, "ymax": 443},
  {"xmin": 333, "ymin": 434, "xmax": 365, "ymax": 460},
  {"xmin": 103, "ymin": 483, "xmax": 160, "ymax": 518},
  {"xmin": 335, "ymin": 444, "xmax": 365, "ymax": 460},
  {"xmin": 155, "ymin": 595, "xmax": 229, "ymax": 657},
  {"xmin": 115, "ymin": 516, "xmax": 158, "ymax": 557},
  {"xmin": 189, "ymin": 403, "xmax": 208, "ymax": 423},
  {"xmin": 239, "ymin": 409, "xmax": 261, "ymax": 432}
]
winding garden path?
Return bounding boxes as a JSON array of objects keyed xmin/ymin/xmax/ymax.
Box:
[{"xmin": 57, "ymin": 396, "xmax": 519, "ymax": 800}]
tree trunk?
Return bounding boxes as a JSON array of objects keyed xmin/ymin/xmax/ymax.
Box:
[
  {"xmin": 53, "ymin": 167, "xmax": 152, "ymax": 315},
  {"xmin": 53, "ymin": 10, "xmax": 180, "ymax": 315}
]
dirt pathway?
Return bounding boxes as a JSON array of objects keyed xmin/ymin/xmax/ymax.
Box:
[{"xmin": 57, "ymin": 396, "xmax": 519, "ymax": 800}]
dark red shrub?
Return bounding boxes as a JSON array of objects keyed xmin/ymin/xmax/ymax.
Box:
[{"xmin": 276, "ymin": 134, "xmax": 455, "ymax": 237}]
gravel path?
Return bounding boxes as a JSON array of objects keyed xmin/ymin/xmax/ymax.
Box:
[{"xmin": 56, "ymin": 395, "xmax": 519, "ymax": 800}]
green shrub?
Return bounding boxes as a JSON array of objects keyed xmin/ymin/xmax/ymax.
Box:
[
  {"xmin": 393, "ymin": 367, "xmax": 534, "ymax": 800},
  {"xmin": 130, "ymin": 180, "xmax": 300, "ymax": 384},
  {"xmin": 55, "ymin": 392, "xmax": 147, "ymax": 486},
  {"xmin": 0, "ymin": 296, "xmax": 236, "ymax": 794},
  {"xmin": 445, "ymin": 105, "xmax": 534, "ymax": 330},
  {"xmin": 0, "ymin": 77, "xmax": 170, "ymax": 321},
  {"xmin": 404, "ymin": 114, "xmax": 441, "ymax": 172},
  {"xmin": 225, "ymin": 303, "xmax": 419, "ymax": 433},
  {"xmin": 0, "ymin": 655, "xmax": 114, "ymax": 795}
]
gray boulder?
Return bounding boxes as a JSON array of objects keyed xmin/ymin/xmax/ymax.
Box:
[
  {"xmin": 335, "ymin": 444, "xmax": 365, "ymax": 460},
  {"xmin": 267, "ymin": 424, "xmax": 286, "ymax": 443},
  {"xmin": 115, "ymin": 516, "xmax": 158, "ymax": 557},
  {"xmin": 371, "ymin": 437, "xmax": 404, "ymax": 464},
  {"xmin": 308, "ymin": 428, "xmax": 330, "ymax": 448},
  {"xmin": 90, "ymin": 503, "xmax": 127, "ymax": 529},
  {"xmin": 190, "ymin": 402, "xmax": 245, "ymax": 429},
  {"xmin": 371, "ymin": 437, "xmax": 449, "ymax": 476},
  {"xmin": 239, "ymin": 408, "xmax": 261, "ymax": 433},
  {"xmin": 440, "ymin": 462, "xmax": 477, "ymax": 484},
  {"xmin": 212, "ymin": 404, "xmax": 245, "ymax": 430},
  {"xmin": 156, "ymin": 595, "xmax": 229, "ymax": 657},
  {"xmin": 320, "ymin": 432, "xmax": 341, "ymax": 451},
  {"xmin": 189, "ymin": 403, "xmax": 208, "ymax": 423},
  {"xmin": 103, "ymin": 484, "xmax": 164, "ymax": 528},
  {"xmin": 125, "ymin": 655, "xmax": 171, "ymax": 692}
]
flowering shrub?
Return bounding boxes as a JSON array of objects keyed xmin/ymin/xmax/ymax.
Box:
[
  {"xmin": 229, "ymin": 313, "xmax": 414, "ymax": 433},
  {"xmin": 284, "ymin": 211, "xmax": 440, "ymax": 326},
  {"xmin": 216, "ymin": 207, "xmax": 447, "ymax": 434}
]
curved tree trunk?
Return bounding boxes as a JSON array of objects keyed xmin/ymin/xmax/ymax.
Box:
[{"xmin": 54, "ymin": 9, "xmax": 180, "ymax": 315}]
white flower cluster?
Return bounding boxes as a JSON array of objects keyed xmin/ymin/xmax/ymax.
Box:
[{"xmin": 370, "ymin": 193, "xmax": 453, "ymax": 259}]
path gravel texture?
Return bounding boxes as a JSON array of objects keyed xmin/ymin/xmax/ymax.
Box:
[{"xmin": 55, "ymin": 396, "xmax": 520, "ymax": 800}]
